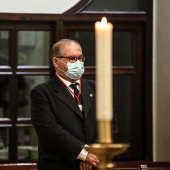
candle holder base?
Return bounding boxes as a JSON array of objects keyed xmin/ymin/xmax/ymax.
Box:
[
  {"xmin": 97, "ymin": 161, "xmax": 115, "ymax": 170},
  {"xmin": 85, "ymin": 143, "xmax": 130, "ymax": 170}
]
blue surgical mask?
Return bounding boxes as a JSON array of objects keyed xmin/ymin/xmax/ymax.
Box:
[{"xmin": 58, "ymin": 60, "xmax": 84, "ymax": 80}]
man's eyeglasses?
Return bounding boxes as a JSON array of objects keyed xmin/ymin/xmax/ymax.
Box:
[{"xmin": 55, "ymin": 55, "xmax": 85, "ymax": 63}]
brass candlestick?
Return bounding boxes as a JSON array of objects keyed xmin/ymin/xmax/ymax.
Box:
[{"xmin": 85, "ymin": 120, "xmax": 130, "ymax": 170}]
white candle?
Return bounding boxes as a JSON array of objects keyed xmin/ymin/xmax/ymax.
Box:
[{"xmin": 95, "ymin": 17, "xmax": 113, "ymax": 121}]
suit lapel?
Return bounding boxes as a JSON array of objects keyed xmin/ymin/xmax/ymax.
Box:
[
  {"xmin": 52, "ymin": 76, "xmax": 83, "ymax": 119},
  {"xmin": 81, "ymin": 79, "xmax": 95, "ymax": 118}
]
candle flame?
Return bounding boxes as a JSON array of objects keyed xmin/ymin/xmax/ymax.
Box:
[{"xmin": 101, "ymin": 17, "xmax": 107, "ymax": 25}]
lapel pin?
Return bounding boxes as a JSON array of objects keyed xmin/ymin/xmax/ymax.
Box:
[{"xmin": 90, "ymin": 94, "xmax": 93, "ymax": 97}]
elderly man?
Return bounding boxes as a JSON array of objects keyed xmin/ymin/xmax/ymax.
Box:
[{"xmin": 30, "ymin": 39, "xmax": 117, "ymax": 170}]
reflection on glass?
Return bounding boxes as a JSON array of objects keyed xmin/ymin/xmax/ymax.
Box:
[
  {"xmin": 0, "ymin": 31, "xmax": 9, "ymax": 65},
  {"xmin": 84, "ymin": 0, "xmax": 145, "ymax": 12},
  {"xmin": 69, "ymin": 31, "xmax": 133, "ymax": 66},
  {"xmin": 17, "ymin": 127, "xmax": 38, "ymax": 160},
  {"xmin": 0, "ymin": 128, "xmax": 9, "ymax": 160},
  {"xmin": 0, "ymin": 75, "xmax": 9, "ymax": 117},
  {"xmin": 18, "ymin": 31, "xmax": 50, "ymax": 66},
  {"xmin": 113, "ymin": 75, "xmax": 132, "ymax": 160},
  {"xmin": 18, "ymin": 75, "xmax": 50, "ymax": 117}
]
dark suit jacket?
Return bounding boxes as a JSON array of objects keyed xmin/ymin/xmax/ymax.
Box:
[{"xmin": 30, "ymin": 76, "xmax": 97, "ymax": 170}]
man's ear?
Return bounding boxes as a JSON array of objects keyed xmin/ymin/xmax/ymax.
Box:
[{"xmin": 52, "ymin": 57, "xmax": 58, "ymax": 68}]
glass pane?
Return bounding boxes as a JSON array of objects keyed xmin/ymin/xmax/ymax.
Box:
[
  {"xmin": 0, "ymin": 75, "xmax": 9, "ymax": 117},
  {"xmin": 113, "ymin": 32, "xmax": 133, "ymax": 65},
  {"xmin": 17, "ymin": 127, "xmax": 38, "ymax": 161},
  {"xmin": 113, "ymin": 75, "xmax": 132, "ymax": 160},
  {"xmin": 0, "ymin": 30, "xmax": 9, "ymax": 65},
  {"xmin": 0, "ymin": 128, "xmax": 9, "ymax": 160},
  {"xmin": 69, "ymin": 30, "xmax": 133, "ymax": 66},
  {"xmin": 18, "ymin": 31, "xmax": 50, "ymax": 66},
  {"xmin": 84, "ymin": 0, "xmax": 145, "ymax": 12},
  {"xmin": 18, "ymin": 75, "xmax": 50, "ymax": 117}
]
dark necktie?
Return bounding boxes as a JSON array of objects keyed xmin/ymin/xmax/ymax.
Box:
[
  {"xmin": 70, "ymin": 83, "xmax": 83, "ymax": 112},
  {"xmin": 70, "ymin": 83, "xmax": 79, "ymax": 102}
]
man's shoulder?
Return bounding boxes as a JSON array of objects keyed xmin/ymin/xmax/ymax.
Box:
[
  {"xmin": 82, "ymin": 78, "xmax": 95, "ymax": 90},
  {"xmin": 31, "ymin": 77, "xmax": 54, "ymax": 91},
  {"xmin": 82, "ymin": 78, "xmax": 95, "ymax": 84}
]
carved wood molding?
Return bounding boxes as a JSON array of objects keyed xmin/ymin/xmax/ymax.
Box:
[{"xmin": 64, "ymin": 0, "xmax": 93, "ymax": 14}]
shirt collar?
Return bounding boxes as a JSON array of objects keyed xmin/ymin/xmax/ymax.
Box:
[{"xmin": 56, "ymin": 73, "xmax": 80, "ymax": 87}]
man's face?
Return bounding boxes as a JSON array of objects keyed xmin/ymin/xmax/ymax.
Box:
[{"xmin": 52, "ymin": 42, "xmax": 82, "ymax": 82}]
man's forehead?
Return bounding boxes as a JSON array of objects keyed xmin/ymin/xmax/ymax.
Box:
[{"xmin": 63, "ymin": 43, "xmax": 82, "ymax": 54}]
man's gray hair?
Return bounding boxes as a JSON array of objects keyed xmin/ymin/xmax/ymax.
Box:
[{"xmin": 51, "ymin": 39, "xmax": 81, "ymax": 58}]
